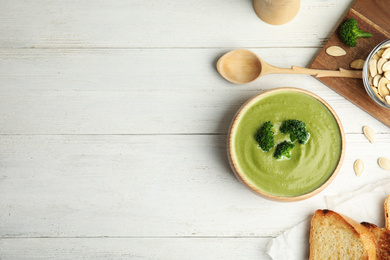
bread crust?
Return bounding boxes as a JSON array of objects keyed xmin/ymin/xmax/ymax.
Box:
[
  {"xmin": 385, "ymin": 195, "xmax": 390, "ymax": 230},
  {"xmin": 362, "ymin": 222, "xmax": 390, "ymax": 259},
  {"xmin": 310, "ymin": 209, "xmax": 376, "ymax": 260},
  {"xmin": 309, "ymin": 196, "xmax": 390, "ymax": 259}
]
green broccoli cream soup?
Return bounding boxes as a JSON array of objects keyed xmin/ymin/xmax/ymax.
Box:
[{"xmin": 230, "ymin": 90, "xmax": 342, "ymax": 197}]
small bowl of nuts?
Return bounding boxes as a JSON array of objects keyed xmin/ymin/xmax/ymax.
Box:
[{"xmin": 363, "ymin": 39, "xmax": 390, "ymax": 108}]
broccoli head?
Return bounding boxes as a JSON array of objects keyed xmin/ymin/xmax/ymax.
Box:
[
  {"xmin": 280, "ymin": 119, "xmax": 310, "ymax": 144},
  {"xmin": 274, "ymin": 141, "xmax": 295, "ymax": 159},
  {"xmin": 255, "ymin": 121, "xmax": 274, "ymax": 152},
  {"xmin": 339, "ymin": 18, "xmax": 372, "ymax": 47}
]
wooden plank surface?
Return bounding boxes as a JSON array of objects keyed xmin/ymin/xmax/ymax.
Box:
[
  {"xmin": 0, "ymin": 238, "xmax": 271, "ymax": 260},
  {"xmin": 1, "ymin": 134, "xmax": 389, "ymax": 238},
  {"xmin": 0, "ymin": 0, "xmax": 353, "ymax": 48},
  {"xmin": 310, "ymin": 0, "xmax": 390, "ymax": 127},
  {"xmin": 2, "ymin": 0, "xmax": 390, "ymax": 259},
  {"xmin": 0, "ymin": 48, "xmax": 388, "ymax": 135}
]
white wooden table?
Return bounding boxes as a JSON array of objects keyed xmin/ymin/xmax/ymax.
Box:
[{"xmin": 1, "ymin": 1, "xmax": 390, "ymax": 259}]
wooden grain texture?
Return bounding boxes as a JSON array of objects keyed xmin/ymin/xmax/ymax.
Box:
[
  {"xmin": 0, "ymin": 0, "xmax": 353, "ymax": 48},
  {"xmin": 0, "ymin": 135, "xmax": 326, "ymax": 238},
  {"xmin": 0, "ymin": 48, "xmax": 388, "ymax": 135},
  {"xmin": 2, "ymin": 0, "xmax": 390, "ymax": 259},
  {"xmin": 0, "ymin": 238, "xmax": 272, "ymax": 260},
  {"xmin": 1, "ymin": 134, "xmax": 389, "ymax": 238},
  {"xmin": 310, "ymin": 0, "xmax": 390, "ymax": 128}
]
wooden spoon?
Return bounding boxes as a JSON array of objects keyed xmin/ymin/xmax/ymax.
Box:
[{"xmin": 217, "ymin": 49, "xmax": 362, "ymax": 84}]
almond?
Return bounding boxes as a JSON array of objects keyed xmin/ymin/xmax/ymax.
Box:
[
  {"xmin": 382, "ymin": 48, "xmax": 390, "ymax": 59},
  {"xmin": 369, "ymin": 58, "xmax": 378, "ymax": 77},
  {"xmin": 383, "ymin": 61, "xmax": 390, "ymax": 72},
  {"xmin": 378, "ymin": 48, "xmax": 386, "ymax": 56},
  {"xmin": 369, "ymin": 75, "xmax": 373, "ymax": 85},
  {"xmin": 378, "ymin": 157, "xmax": 390, "ymax": 170},
  {"xmin": 372, "ymin": 86, "xmax": 380, "ymax": 97},
  {"xmin": 378, "ymin": 58, "xmax": 387, "ymax": 74},
  {"xmin": 354, "ymin": 159, "xmax": 364, "ymax": 176},
  {"xmin": 379, "ymin": 78, "xmax": 390, "ymax": 97},
  {"xmin": 326, "ymin": 46, "xmax": 346, "ymax": 57},
  {"xmin": 378, "ymin": 93, "xmax": 386, "ymax": 102},
  {"xmin": 363, "ymin": 125, "xmax": 376, "ymax": 143},
  {"xmin": 373, "ymin": 74, "xmax": 382, "ymax": 87},
  {"xmin": 384, "ymin": 71, "xmax": 390, "ymax": 81},
  {"xmin": 385, "ymin": 95, "xmax": 390, "ymax": 105},
  {"xmin": 379, "ymin": 77, "xmax": 390, "ymax": 96},
  {"xmin": 350, "ymin": 59, "xmax": 365, "ymax": 70}
]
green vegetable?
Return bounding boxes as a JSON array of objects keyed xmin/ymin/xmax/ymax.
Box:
[
  {"xmin": 255, "ymin": 121, "xmax": 274, "ymax": 152},
  {"xmin": 280, "ymin": 119, "xmax": 310, "ymax": 144},
  {"xmin": 339, "ymin": 18, "xmax": 372, "ymax": 47},
  {"xmin": 274, "ymin": 141, "xmax": 295, "ymax": 159}
]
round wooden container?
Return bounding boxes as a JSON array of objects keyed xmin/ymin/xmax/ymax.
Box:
[
  {"xmin": 253, "ymin": 0, "xmax": 300, "ymax": 25},
  {"xmin": 227, "ymin": 87, "xmax": 346, "ymax": 202}
]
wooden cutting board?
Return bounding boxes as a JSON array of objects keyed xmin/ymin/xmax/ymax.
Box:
[{"xmin": 310, "ymin": 0, "xmax": 390, "ymax": 127}]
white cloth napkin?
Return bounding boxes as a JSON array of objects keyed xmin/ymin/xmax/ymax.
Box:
[{"xmin": 266, "ymin": 179, "xmax": 390, "ymax": 260}]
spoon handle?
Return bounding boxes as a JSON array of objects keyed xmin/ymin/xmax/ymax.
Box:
[
  {"xmin": 292, "ymin": 66, "xmax": 362, "ymax": 78},
  {"xmin": 271, "ymin": 65, "xmax": 362, "ymax": 78}
]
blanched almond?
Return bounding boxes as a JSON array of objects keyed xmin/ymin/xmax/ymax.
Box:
[
  {"xmin": 350, "ymin": 59, "xmax": 365, "ymax": 69},
  {"xmin": 369, "ymin": 58, "xmax": 378, "ymax": 77},
  {"xmin": 326, "ymin": 46, "xmax": 346, "ymax": 57},
  {"xmin": 373, "ymin": 74, "xmax": 382, "ymax": 87},
  {"xmin": 373, "ymin": 88, "xmax": 384, "ymax": 101},
  {"xmin": 378, "ymin": 48, "xmax": 386, "ymax": 56},
  {"xmin": 384, "ymin": 71, "xmax": 390, "ymax": 81},
  {"xmin": 385, "ymin": 95, "xmax": 390, "ymax": 105},
  {"xmin": 363, "ymin": 125, "xmax": 376, "ymax": 143},
  {"xmin": 382, "ymin": 48, "xmax": 390, "ymax": 59},
  {"xmin": 372, "ymin": 86, "xmax": 380, "ymax": 97},
  {"xmin": 379, "ymin": 77, "xmax": 390, "ymax": 96},
  {"xmin": 354, "ymin": 159, "xmax": 364, "ymax": 176},
  {"xmin": 379, "ymin": 85, "xmax": 390, "ymax": 97},
  {"xmin": 378, "ymin": 58, "xmax": 386, "ymax": 74},
  {"xmin": 383, "ymin": 61, "xmax": 390, "ymax": 72},
  {"xmin": 378, "ymin": 157, "xmax": 390, "ymax": 170}
]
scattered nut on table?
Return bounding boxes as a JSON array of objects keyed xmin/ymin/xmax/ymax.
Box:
[
  {"xmin": 326, "ymin": 46, "xmax": 346, "ymax": 57},
  {"xmin": 362, "ymin": 125, "xmax": 376, "ymax": 143},
  {"xmin": 350, "ymin": 59, "xmax": 365, "ymax": 69},
  {"xmin": 378, "ymin": 157, "xmax": 390, "ymax": 170},
  {"xmin": 354, "ymin": 159, "xmax": 364, "ymax": 176}
]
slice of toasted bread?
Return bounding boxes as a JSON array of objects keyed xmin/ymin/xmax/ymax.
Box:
[
  {"xmin": 361, "ymin": 222, "xmax": 390, "ymax": 260},
  {"xmin": 309, "ymin": 209, "xmax": 376, "ymax": 260},
  {"xmin": 385, "ymin": 195, "xmax": 390, "ymax": 230}
]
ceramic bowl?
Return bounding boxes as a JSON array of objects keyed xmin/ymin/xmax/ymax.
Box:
[
  {"xmin": 227, "ymin": 88, "xmax": 345, "ymax": 201},
  {"xmin": 363, "ymin": 39, "xmax": 390, "ymax": 109}
]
